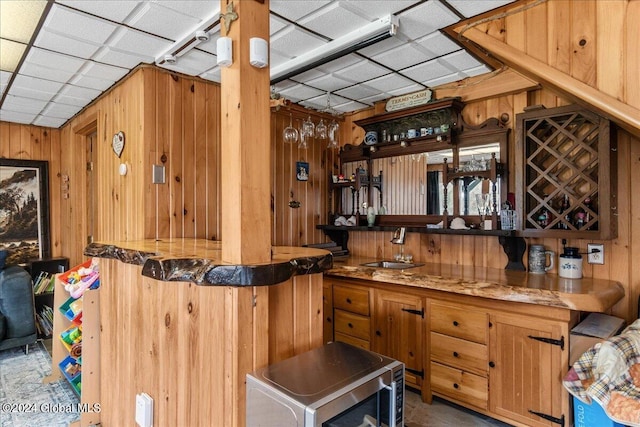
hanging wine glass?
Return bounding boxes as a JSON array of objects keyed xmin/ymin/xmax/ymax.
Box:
[
  {"xmin": 327, "ymin": 119, "xmax": 340, "ymax": 148},
  {"xmin": 301, "ymin": 115, "xmax": 315, "ymax": 141},
  {"xmin": 298, "ymin": 130, "xmax": 308, "ymax": 150},
  {"xmin": 283, "ymin": 113, "xmax": 298, "ymax": 144},
  {"xmin": 315, "ymin": 119, "xmax": 327, "ymax": 140}
]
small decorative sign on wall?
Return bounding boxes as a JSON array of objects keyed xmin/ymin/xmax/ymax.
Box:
[
  {"xmin": 385, "ymin": 89, "xmax": 433, "ymax": 112},
  {"xmin": 112, "ymin": 131, "xmax": 125, "ymax": 158},
  {"xmin": 296, "ymin": 162, "xmax": 309, "ymax": 181}
]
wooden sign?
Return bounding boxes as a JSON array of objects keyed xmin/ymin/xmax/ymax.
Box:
[{"xmin": 385, "ymin": 89, "xmax": 433, "ymax": 112}]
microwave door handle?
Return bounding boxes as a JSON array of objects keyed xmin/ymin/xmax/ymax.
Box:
[{"xmin": 384, "ymin": 381, "xmax": 397, "ymax": 427}]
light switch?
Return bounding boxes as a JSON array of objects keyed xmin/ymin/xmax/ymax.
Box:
[
  {"xmin": 152, "ymin": 164, "xmax": 165, "ymax": 184},
  {"xmin": 135, "ymin": 392, "xmax": 153, "ymax": 427}
]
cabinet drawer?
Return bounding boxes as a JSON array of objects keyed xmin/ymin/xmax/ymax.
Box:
[
  {"xmin": 333, "ymin": 285, "xmax": 370, "ymax": 316},
  {"xmin": 430, "ymin": 362, "xmax": 488, "ymax": 410},
  {"xmin": 334, "ymin": 332, "xmax": 370, "ymax": 350},
  {"xmin": 430, "ymin": 302, "xmax": 487, "ymax": 344},
  {"xmin": 430, "ymin": 332, "xmax": 488, "ymax": 376},
  {"xmin": 334, "ymin": 309, "xmax": 370, "ymax": 341}
]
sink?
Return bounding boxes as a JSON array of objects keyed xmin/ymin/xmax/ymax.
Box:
[{"xmin": 360, "ymin": 261, "xmax": 423, "ymax": 269}]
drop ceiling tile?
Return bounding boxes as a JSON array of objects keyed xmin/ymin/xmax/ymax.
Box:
[
  {"xmin": 198, "ymin": 67, "xmax": 220, "ymax": 83},
  {"xmin": 92, "ymin": 47, "xmax": 148, "ymax": 69},
  {"xmin": 1, "ymin": 70, "xmax": 12, "ymax": 87},
  {"xmin": 126, "ymin": 2, "xmax": 202, "ymax": 40},
  {"xmin": 34, "ymin": 29, "xmax": 101, "ymax": 59},
  {"xmin": 2, "ymin": 95, "xmax": 48, "ymax": 114},
  {"xmin": 0, "ymin": 110, "xmax": 37, "ymax": 124},
  {"xmin": 279, "ymin": 84, "xmax": 325, "ymax": 102},
  {"xmin": 15, "ymin": 62, "xmax": 66, "ymax": 86},
  {"xmin": 270, "ymin": 15, "xmax": 290, "ymax": 35},
  {"xmin": 268, "ymin": 49, "xmax": 293, "ymax": 70},
  {"xmin": 44, "ymin": 4, "xmax": 118, "ymax": 45},
  {"xmin": 371, "ymin": 42, "xmax": 432, "ymax": 71},
  {"xmin": 107, "ymin": 28, "xmax": 172, "ymax": 59},
  {"xmin": 425, "ymin": 72, "xmax": 468, "ymax": 88},
  {"xmin": 270, "ymin": 1, "xmax": 331, "ymax": 21},
  {"xmin": 272, "ymin": 79, "xmax": 299, "ymax": 93},
  {"xmin": 387, "ymin": 83, "xmax": 424, "ymax": 97},
  {"xmin": 357, "ymin": 35, "xmax": 405, "ymax": 57},
  {"xmin": 359, "ymin": 91, "xmax": 395, "ymax": 105},
  {"xmin": 7, "ymin": 85, "xmax": 57, "ymax": 103},
  {"xmin": 414, "ymin": 32, "xmax": 462, "ymax": 58},
  {"xmin": 314, "ymin": 54, "xmax": 362, "ymax": 74},
  {"xmin": 333, "ymin": 60, "xmax": 390, "ymax": 83},
  {"xmin": 40, "ymin": 102, "xmax": 84, "ymax": 119},
  {"xmin": 439, "ymin": 51, "xmax": 483, "ymax": 72},
  {"xmin": 32, "ymin": 115, "xmax": 67, "ymax": 128},
  {"xmin": 152, "ymin": 1, "xmax": 218, "ymax": 20},
  {"xmin": 158, "ymin": 50, "xmax": 216, "ymax": 76},
  {"xmin": 448, "ymin": 0, "xmax": 515, "ymax": 18},
  {"xmin": 78, "ymin": 62, "xmax": 128, "ymax": 83},
  {"xmin": 334, "ymin": 84, "xmax": 381, "ymax": 100},
  {"xmin": 270, "ymin": 27, "xmax": 326, "ymax": 60},
  {"xmin": 397, "ymin": 1, "xmax": 459, "ymax": 41},
  {"xmin": 25, "ymin": 47, "xmax": 86, "ymax": 74},
  {"xmin": 400, "ymin": 59, "xmax": 455, "ymax": 83},
  {"xmin": 191, "ymin": 37, "xmax": 217, "ymax": 55},
  {"xmin": 344, "ymin": 1, "xmax": 421, "ymax": 20},
  {"xmin": 302, "ymin": 75, "xmax": 354, "ymax": 93},
  {"xmin": 12, "ymin": 74, "xmax": 65, "ymax": 95},
  {"xmin": 68, "ymin": 74, "xmax": 114, "ymax": 92},
  {"xmin": 465, "ymin": 64, "xmax": 492, "ymax": 77},
  {"xmin": 298, "ymin": 2, "xmax": 373, "ymax": 40},
  {"xmin": 51, "ymin": 93, "xmax": 94, "ymax": 107},
  {"xmin": 364, "ymin": 73, "xmax": 415, "ymax": 93},
  {"xmin": 57, "ymin": 0, "xmax": 142, "ymax": 23},
  {"xmin": 332, "ymin": 100, "xmax": 368, "ymax": 113},
  {"xmin": 58, "ymin": 84, "xmax": 102, "ymax": 102}
]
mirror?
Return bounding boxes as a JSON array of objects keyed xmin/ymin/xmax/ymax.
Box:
[{"xmin": 340, "ymin": 143, "xmax": 501, "ymax": 217}]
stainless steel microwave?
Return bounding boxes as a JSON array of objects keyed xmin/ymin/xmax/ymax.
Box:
[{"xmin": 246, "ymin": 342, "xmax": 404, "ymax": 427}]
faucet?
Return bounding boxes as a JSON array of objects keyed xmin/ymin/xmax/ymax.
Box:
[
  {"xmin": 391, "ymin": 227, "xmax": 411, "ymax": 262},
  {"xmin": 390, "ymin": 227, "xmax": 406, "ymax": 245}
]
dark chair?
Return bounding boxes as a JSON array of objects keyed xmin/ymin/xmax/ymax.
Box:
[{"xmin": 0, "ymin": 264, "xmax": 38, "ymax": 354}]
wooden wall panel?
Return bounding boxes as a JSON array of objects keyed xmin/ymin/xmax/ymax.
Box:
[{"xmin": 0, "ymin": 122, "xmax": 63, "ymax": 259}]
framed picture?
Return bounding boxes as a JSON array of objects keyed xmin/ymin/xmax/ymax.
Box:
[
  {"xmin": 296, "ymin": 161, "xmax": 309, "ymax": 181},
  {"xmin": 0, "ymin": 159, "xmax": 50, "ymax": 265}
]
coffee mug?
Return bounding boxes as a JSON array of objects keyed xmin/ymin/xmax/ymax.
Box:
[
  {"xmin": 407, "ymin": 129, "xmax": 417, "ymax": 138},
  {"xmin": 528, "ymin": 244, "xmax": 555, "ymax": 274},
  {"xmin": 420, "ymin": 128, "xmax": 428, "ymax": 136},
  {"xmin": 559, "ymin": 247, "xmax": 583, "ymax": 279},
  {"xmin": 364, "ymin": 131, "xmax": 378, "ymax": 145}
]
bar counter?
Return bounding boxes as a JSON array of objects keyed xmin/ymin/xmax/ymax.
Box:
[
  {"xmin": 85, "ymin": 238, "xmax": 333, "ymax": 286},
  {"xmin": 327, "ymin": 256, "xmax": 624, "ymax": 312}
]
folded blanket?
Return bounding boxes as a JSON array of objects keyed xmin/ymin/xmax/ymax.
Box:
[{"xmin": 564, "ymin": 319, "xmax": 640, "ymax": 426}]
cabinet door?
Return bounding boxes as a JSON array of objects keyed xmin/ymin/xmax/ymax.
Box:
[
  {"xmin": 373, "ymin": 290, "xmax": 424, "ymax": 389},
  {"xmin": 489, "ymin": 312, "xmax": 567, "ymax": 427}
]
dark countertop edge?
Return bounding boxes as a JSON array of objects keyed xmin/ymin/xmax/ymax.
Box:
[{"xmin": 84, "ymin": 243, "xmax": 333, "ymax": 286}]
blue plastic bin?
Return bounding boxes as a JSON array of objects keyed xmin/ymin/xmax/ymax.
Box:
[{"xmin": 573, "ymin": 396, "xmax": 625, "ymax": 427}]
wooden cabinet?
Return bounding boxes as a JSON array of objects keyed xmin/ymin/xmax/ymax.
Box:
[
  {"xmin": 515, "ymin": 104, "xmax": 617, "ymax": 238},
  {"xmin": 372, "ymin": 290, "xmax": 424, "ymax": 391},
  {"xmin": 331, "ymin": 280, "xmax": 372, "ymax": 350},
  {"xmin": 323, "ymin": 281, "xmax": 333, "ymax": 344},
  {"xmin": 429, "ymin": 301, "xmax": 489, "ymax": 410},
  {"xmin": 489, "ymin": 311, "xmax": 567, "ymax": 427}
]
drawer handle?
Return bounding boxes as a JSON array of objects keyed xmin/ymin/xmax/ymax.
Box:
[
  {"xmin": 489, "ymin": 361, "xmax": 495, "ymax": 368},
  {"xmin": 346, "ymin": 298, "xmax": 352, "ymax": 304},
  {"xmin": 348, "ymin": 323, "xmax": 353, "ymax": 328},
  {"xmin": 453, "ymin": 320, "xmax": 459, "ymax": 326},
  {"xmin": 453, "ymin": 351, "xmax": 459, "ymax": 358},
  {"xmin": 453, "ymin": 383, "xmax": 459, "ymax": 389}
]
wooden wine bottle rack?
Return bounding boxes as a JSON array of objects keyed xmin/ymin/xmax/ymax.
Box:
[{"xmin": 515, "ymin": 104, "xmax": 617, "ymax": 239}]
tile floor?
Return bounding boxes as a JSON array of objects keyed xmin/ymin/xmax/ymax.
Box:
[{"xmin": 404, "ymin": 389, "xmax": 512, "ymax": 427}]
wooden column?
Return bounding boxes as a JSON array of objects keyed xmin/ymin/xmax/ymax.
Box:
[{"xmin": 220, "ymin": 0, "xmax": 271, "ymax": 263}]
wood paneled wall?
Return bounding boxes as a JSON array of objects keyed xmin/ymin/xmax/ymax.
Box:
[
  {"xmin": 0, "ymin": 123, "xmax": 63, "ymax": 256},
  {"xmin": 270, "ymin": 105, "xmax": 339, "ymax": 246}
]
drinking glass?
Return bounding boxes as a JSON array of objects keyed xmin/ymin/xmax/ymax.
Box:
[
  {"xmin": 327, "ymin": 119, "xmax": 339, "ymax": 148},
  {"xmin": 315, "ymin": 119, "xmax": 327, "ymax": 140},
  {"xmin": 283, "ymin": 114, "xmax": 298, "ymax": 144},
  {"xmin": 301, "ymin": 115, "xmax": 315, "ymax": 140},
  {"xmin": 475, "ymin": 193, "xmax": 490, "ymax": 227}
]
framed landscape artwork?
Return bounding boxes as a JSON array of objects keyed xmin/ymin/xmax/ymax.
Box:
[{"xmin": 0, "ymin": 159, "xmax": 50, "ymax": 265}]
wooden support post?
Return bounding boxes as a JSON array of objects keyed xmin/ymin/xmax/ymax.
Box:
[{"xmin": 220, "ymin": 0, "xmax": 271, "ymax": 264}]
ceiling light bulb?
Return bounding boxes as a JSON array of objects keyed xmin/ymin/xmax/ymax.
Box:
[
  {"xmin": 164, "ymin": 54, "xmax": 176, "ymax": 64},
  {"xmin": 195, "ymin": 30, "xmax": 209, "ymax": 42}
]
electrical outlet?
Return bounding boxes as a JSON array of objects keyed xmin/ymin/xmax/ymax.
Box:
[
  {"xmin": 587, "ymin": 244, "xmax": 604, "ymax": 264},
  {"xmin": 135, "ymin": 393, "xmax": 153, "ymax": 427}
]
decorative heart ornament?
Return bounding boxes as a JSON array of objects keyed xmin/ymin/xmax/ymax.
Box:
[{"xmin": 112, "ymin": 131, "xmax": 125, "ymax": 157}]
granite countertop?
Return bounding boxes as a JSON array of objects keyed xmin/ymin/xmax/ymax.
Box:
[
  {"xmin": 326, "ymin": 257, "xmax": 624, "ymax": 312},
  {"xmin": 85, "ymin": 239, "xmax": 332, "ymax": 287}
]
